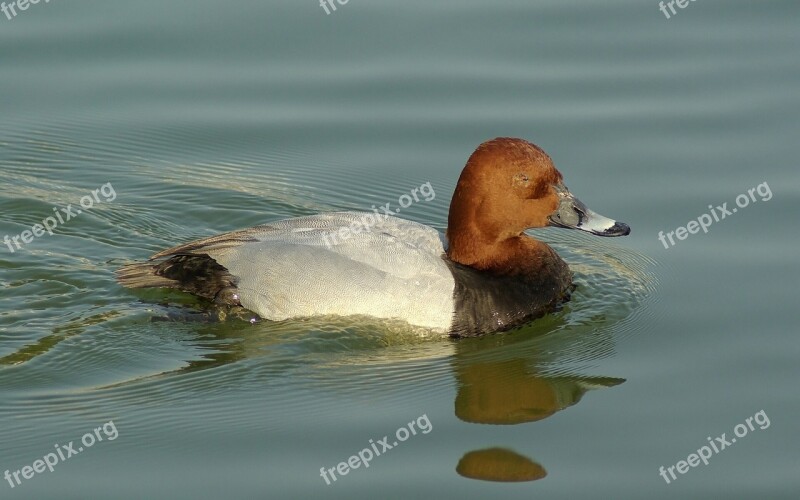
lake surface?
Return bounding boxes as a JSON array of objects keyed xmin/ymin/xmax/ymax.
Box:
[{"xmin": 1, "ymin": 1, "xmax": 798, "ymax": 498}]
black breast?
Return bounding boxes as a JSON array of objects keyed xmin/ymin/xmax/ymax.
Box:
[{"xmin": 445, "ymin": 258, "xmax": 573, "ymax": 337}]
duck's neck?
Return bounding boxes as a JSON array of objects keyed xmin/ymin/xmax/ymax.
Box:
[{"xmin": 446, "ymin": 230, "xmax": 568, "ymax": 279}]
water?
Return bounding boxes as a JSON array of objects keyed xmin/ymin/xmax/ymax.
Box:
[{"xmin": 1, "ymin": 0, "xmax": 798, "ymax": 498}]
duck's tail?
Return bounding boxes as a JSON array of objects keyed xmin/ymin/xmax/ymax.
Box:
[
  {"xmin": 116, "ymin": 261, "xmax": 177, "ymax": 290},
  {"xmin": 116, "ymin": 254, "xmax": 241, "ymax": 305}
]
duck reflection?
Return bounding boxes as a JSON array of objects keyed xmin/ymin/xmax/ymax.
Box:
[
  {"xmin": 451, "ymin": 331, "xmax": 624, "ymax": 482},
  {"xmin": 456, "ymin": 448, "xmax": 547, "ymax": 482},
  {"xmin": 454, "ymin": 358, "xmax": 623, "ymax": 425}
]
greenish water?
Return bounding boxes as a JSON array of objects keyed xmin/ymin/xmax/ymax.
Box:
[{"xmin": 1, "ymin": 1, "xmax": 798, "ymax": 498}]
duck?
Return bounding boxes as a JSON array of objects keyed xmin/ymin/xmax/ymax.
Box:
[{"xmin": 117, "ymin": 138, "xmax": 630, "ymax": 337}]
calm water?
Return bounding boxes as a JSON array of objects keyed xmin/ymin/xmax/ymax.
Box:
[{"xmin": 1, "ymin": 1, "xmax": 798, "ymax": 498}]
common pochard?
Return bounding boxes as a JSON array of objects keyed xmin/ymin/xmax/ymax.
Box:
[{"xmin": 118, "ymin": 138, "xmax": 630, "ymax": 336}]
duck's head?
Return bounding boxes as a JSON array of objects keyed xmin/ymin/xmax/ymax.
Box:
[{"xmin": 446, "ymin": 137, "xmax": 630, "ymax": 269}]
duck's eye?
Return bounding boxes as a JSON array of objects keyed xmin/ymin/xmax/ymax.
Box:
[{"xmin": 513, "ymin": 173, "xmax": 530, "ymax": 185}]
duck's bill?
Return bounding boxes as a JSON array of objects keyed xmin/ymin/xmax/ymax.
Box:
[{"xmin": 546, "ymin": 185, "xmax": 631, "ymax": 237}]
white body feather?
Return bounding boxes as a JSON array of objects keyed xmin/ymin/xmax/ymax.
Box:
[{"xmin": 208, "ymin": 212, "xmax": 456, "ymax": 332}]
